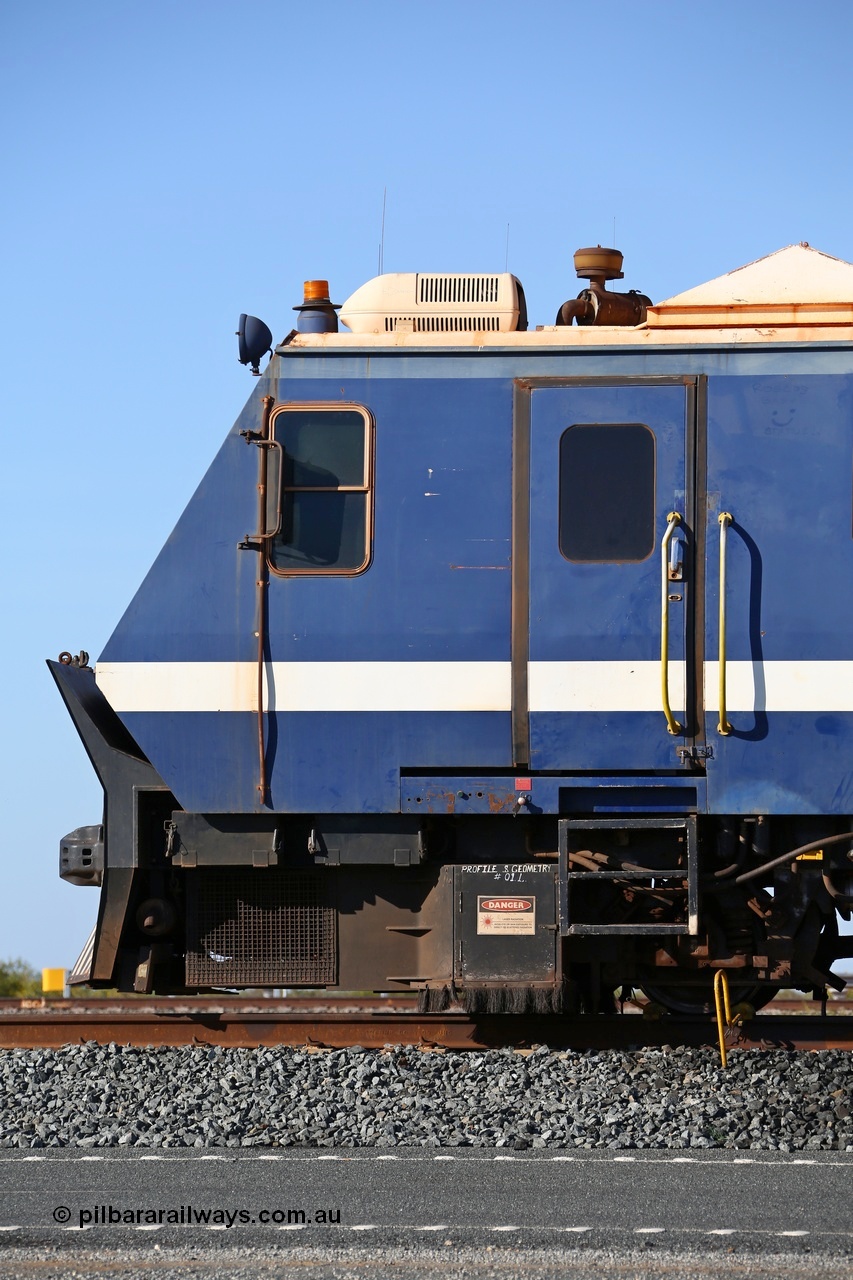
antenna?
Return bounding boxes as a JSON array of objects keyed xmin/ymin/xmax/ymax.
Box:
[
  {"xmin": 378, "ymin": 187, "xmax": 387, "ymax": 275},
  {"xmin": 505, "ymin": 222, "xmax": 510, "ymax": 272}
]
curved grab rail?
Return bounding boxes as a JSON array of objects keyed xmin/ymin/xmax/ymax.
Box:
[
  {"xmin": 717, "ymin": 512, "xmax": 733, "ymax": 735},
  {"xmin": 660, "ymin": 511, "xmax": 683, "ymax": 735},
  {"xmin": 714, "ymin": 970, "xmax": 733, "ymax": 1068},
  {"xmin": 260, "ymin": 439, "xmax": 284, "ymax": 541}
]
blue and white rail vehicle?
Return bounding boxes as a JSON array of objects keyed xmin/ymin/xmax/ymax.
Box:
[{"xmin": 52, "ymin": 243, "xmax": 853, "ymax": 1012}]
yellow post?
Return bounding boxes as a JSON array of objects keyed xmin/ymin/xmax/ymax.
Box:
[
  {"xmin": 42, "ymin": 968, "xmax": 67, "ymax": 996},
  {"xmin": 713, "ymin": 969, "xmax": 732, "ymax": 1067}
]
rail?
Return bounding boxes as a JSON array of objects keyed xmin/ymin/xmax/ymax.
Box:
[{"xmin": 0, "ymin": 995, "xmax": 850, "ymax": 1052}]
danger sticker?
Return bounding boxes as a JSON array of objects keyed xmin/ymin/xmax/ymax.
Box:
[{"xmin": 477, "ymin": 896, "xmax": 536, "ymax": 935}]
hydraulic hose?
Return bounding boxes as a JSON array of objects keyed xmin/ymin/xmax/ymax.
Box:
[{"xmin": 733, "ymin": 831, "xmax": 853, "ymax": 886}]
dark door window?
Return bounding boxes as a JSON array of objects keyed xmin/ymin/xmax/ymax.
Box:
[{"xmin": 559, "ymin": 422, "xmax": 655, "ymax": 562}]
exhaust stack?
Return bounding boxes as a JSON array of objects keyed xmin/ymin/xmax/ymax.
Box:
[{"xmin": 557, "ymin": 247, "xmax": 651, "ymax": 327}]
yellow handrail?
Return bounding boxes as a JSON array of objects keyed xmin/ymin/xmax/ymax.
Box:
[
  {"xmin": 660, "ymin": 512, "xmax": 683, "ymax": 735},
  {"xmin": 714, "ymin": 970, "xmax": 733, "ymax": 1067},
  {"xmin": 717, "ymin": 513, "xmax": 733, "ymax": 735}
]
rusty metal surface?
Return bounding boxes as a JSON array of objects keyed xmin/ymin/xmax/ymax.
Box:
[
  {"xmin": 0, "ymin": 995, "xmax": 417, "ymax": 1017},
  {"xmin": 0, "ymin": 996, "xmax": 851, "ymax": 1052}
]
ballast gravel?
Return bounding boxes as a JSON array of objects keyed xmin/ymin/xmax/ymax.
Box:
[{"xmin": 0, "ymin": 1044, "xmax": 850, "ymax": 1150}]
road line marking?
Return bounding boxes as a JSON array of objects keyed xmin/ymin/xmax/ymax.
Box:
[
  {"xmin": 375, "ymin": 1155, "xmax": 400, "ymax": 1160},
  {"xmin": 613, "ymin": 1156, "xmax": 636, "ymax": 1162},
  {"xmin": 2, "ymin": 1152, "xmax": 853, "ymax": 1167},
  {"xmin": 0, "ymin": 1222, "xmax": 845, "ymax": 1240}
]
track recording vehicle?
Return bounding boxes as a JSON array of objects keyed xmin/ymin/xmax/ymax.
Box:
[{"xmin": 51, "ymin": 242, "xmax": 853, "ymax": 1013}]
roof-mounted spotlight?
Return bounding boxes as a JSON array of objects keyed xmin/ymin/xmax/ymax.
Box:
[{"xmin": 236, "ymin": 313, "xmax": 273, "ymax": 375}]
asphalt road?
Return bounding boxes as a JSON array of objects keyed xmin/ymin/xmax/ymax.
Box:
[{"xmin": 0, "ymin": 1149, "xmax": 851, "ymax": 1277}]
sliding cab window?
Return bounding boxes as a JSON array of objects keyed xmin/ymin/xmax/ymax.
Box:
[
  {"xmin": 268, "ymin": 405, "xmax": 373, "ymax": 574},
  {"xmin": 559, "ymin": 423, "xmax": 655, "ymax": 562}
]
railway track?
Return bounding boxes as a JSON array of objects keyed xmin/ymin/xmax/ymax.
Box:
[{"xmin": 0, "ymin": 994, "xmax": 851, "ymax": 1051}]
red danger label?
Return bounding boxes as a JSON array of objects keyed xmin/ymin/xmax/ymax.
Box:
[
  {"xmin": 479, "ymin": 898, "xmax": 533, "ymax": 912},
  {"xmin": 477, "ymin": 895, "xmax": 536, "ymax": 935}
]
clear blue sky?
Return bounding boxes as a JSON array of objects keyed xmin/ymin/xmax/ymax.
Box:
[{"xmin": 2, "ymin": 0, "xmax": 853, "ymax": 968}]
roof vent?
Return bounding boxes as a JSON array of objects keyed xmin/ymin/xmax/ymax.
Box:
[{"xmin": 339, "ymin": 272, "xmax": 527, "ymax": 334}]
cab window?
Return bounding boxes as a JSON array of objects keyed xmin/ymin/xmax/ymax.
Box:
[{"xmin": 269, "ymin": 405, "xmax": 373, "ymax": 574}]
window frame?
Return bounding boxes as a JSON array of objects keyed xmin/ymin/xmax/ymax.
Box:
[
  {"xmin": 557, "ymin": 421, "xmax": 656, "ymax": 564},
  {"xmin": 267, "ymin": 401, "xmax": 375, "ymax": 577}
]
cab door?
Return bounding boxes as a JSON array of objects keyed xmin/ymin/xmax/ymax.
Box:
[
  {"xmin": 525, "ymin": 380, "xmax": 696, "ymax": 772},
  {"xmin": 704, "ymin": 373, "xmax": 853, "ymax": 814}
]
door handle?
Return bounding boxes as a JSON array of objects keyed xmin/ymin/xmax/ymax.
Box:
[
  {"xmin": 669, "ymin": 534, "xmax": 685, "ymax": 581},
  {"xmin": 660, "ymin": 511, "xmax": 683, "ymax": 735},
  {"xmin": 717, "ymin": 512, "xmax": 733, "ymax": 735}
]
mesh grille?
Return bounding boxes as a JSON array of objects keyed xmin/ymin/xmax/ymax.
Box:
[
  {"xmin": 384, "ymin": 314, "xmax": 500, "ymax": 332},
  {"xmin": 185, "ymin": 870, "xmax": 336, "ymax": 987}
]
